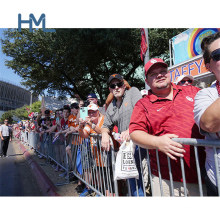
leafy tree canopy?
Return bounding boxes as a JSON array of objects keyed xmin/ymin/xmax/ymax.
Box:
[
  {"xmin": 0, "ymin": 101, "xmax": 41, "ymax": 122},
  {"xmin": 1, "ymin": 28, "xmax": 186, "ymax": 104}
]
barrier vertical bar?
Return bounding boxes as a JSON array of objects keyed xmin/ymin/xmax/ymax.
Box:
[
  {"xmin": 138, "ymin": 146, "xmax": 146, "ymax": 196},
  {"xmin": 167, "ymin": 156, "xmax": 174, "ymax": 196},
  {"xmin": 146, "ymin": 149, "xmax": 153, "ymax": 196},
  {"xmin": 156, "ymin": 150, "xmax": 163, "ymax": 196},
  {"xmin": 213, "ymin": 147, "xmax": 220, "ymax": 196},
  {"xmin": 180, "ymin": 157, "xmax": 187, "ymax": 196},
  {"xmin": 194, "ymin": 146, "xmax": 203, "ymax": 196},
  {"xmin": 110, "ymin": 138, "xmax": 119, "ymax": 196}
]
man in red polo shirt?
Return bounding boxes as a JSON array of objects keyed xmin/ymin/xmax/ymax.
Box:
[{"xmin": 129, "ymin": 58, "xmax": 206, "ymax": 196}]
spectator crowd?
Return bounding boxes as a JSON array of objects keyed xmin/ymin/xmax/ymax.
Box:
[{"xmin": 9, "ymin": 32, "xmax": 220, "ymax": 197}]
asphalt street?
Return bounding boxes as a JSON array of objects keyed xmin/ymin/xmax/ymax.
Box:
[{"xmin": 0, "ymin": 140, "xmax": 42, "ymax": 196}]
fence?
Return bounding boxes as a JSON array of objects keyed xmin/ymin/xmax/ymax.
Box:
[{"xmin": 17, "ymin": 131, "xmax": 220, "ymax": 197}]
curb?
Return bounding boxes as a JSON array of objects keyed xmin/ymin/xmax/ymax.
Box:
[{"xmin": 18, "ymin": 141, "xmax": 60, "ymax": 196}]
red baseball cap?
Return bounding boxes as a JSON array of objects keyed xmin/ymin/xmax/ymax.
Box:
[{"xmin": 144, "ymin": 58, "xmax": 168, "ymax": 76}]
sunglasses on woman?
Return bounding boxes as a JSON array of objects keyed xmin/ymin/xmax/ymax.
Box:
[
  {"xmin": 109, "ymin": 81, "xmax": 124, "ymax": 89},
  {"xmin": 180, "ymin": 80, "xmax": 193, "ymax": 84},
  {"xmin": 210, "ymin": 48, "xmax": 220, "ymax": 62}
]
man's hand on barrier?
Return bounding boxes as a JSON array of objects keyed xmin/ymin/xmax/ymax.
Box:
[
  {"xmin": 64, "ymin": 132, "xmax": 69, "ymax": 137},
  {"xmin": 155, "ymin": 134, "xmax": 185, "ymax": 160},
  {"xmin": 54, "ymin": 132, "xmax": 60, "ymax": 138},
  {"xmin": 101, "ymin": 133, "xmax": 111, "ymax": 151},
  {"xmin": 120, "ymin": 129, "xmax": 130, "ymax": 142},
  {"xmin": 79, "ymin": 118, "xmax": 86, "ymax": 126}
]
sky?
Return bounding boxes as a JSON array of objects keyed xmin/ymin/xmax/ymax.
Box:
[{"xmin": 0, "ymin": 28, "xmax": 24, "ymax": 88}]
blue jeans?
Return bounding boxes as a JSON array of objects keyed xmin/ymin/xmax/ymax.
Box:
[{"xmin": 128, "ymin": 146, "xmax": 146, "ymax": 196}]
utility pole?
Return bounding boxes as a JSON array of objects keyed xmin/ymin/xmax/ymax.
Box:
[
  {"xmin": 30, "ymin": 91, "xmax": 33, "ymax": 111},
  {"xmin": 144, "ymin": 28, "xmax": 150, "ymax": 90}
]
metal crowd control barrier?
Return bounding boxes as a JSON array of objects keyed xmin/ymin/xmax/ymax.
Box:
[
  {"xmin": 67, "ymin": 133, "xmax": 118, "ymax": 196},
  {"xmin": 18, "ymin": 131, "xmax": 118, "ymax": 196},
  {"xmin": 142, "ymin": 138, "xmax": 220, "ymax": 197},
  {"xmin": 17, "ymin": 131, "xmax": 220, "ymax": 197}
]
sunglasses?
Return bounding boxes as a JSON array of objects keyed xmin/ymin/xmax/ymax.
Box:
[
  {"xmin": 210, "ymin": 48, "xmax": 220, "ymax": 62},
  {"xmin": 180, "ymin": 80, "xmax": 193, "ymax": 84},
  {"xmin": 4, "ymin": 121, "xmax": 8, "ymax": 122},
  {"xmin": 109, "ymin": 81, "xmax": 124, "ymax": 89}
]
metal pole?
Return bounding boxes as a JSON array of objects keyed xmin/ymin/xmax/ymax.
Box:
[
  {"xmin": 30, "ymin": 91, "xmax": 33, "ymax": 111},
  {"xmin": 144, "ymin": 28, "xmax": 150, "ymax": 91},
  {"xmin": 169, "ymin": 39, "xmax": 173, "ymax": 67}
]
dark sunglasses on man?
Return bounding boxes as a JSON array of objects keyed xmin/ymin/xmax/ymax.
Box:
[
  {"xmin": 210, "ymin": 48, "xmax": 220, "ymax": 62},
  {"xmin": 180, "ymin": 79, "xmax": 193, "ymax": 84},
  {"xmin": 109, "ymin": 81, "xmax": 124, "ymax": 89}
]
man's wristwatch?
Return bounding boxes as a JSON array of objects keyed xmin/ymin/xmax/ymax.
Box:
[{"xmin": 92, "ymin": 123, "xmax": 96, "ymax": 129}]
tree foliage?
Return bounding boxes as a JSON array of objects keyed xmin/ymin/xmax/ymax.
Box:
[
  {"xmin": 0, "ymin": 101, "xmax": 41, "ymax": 122},
  {"xmin": 1, "ymin": 111, "xmax": 14, "ymax": 124},
  {"xmin": 148, "ymin": 28, "xmax": 187, "ymax": 63},
  {"xmin": 1, "ymin": 28, "xmax": 186, "ymax": 104}
]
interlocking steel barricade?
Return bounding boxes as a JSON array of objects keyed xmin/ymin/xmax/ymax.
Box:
[
  {"xmin": 18, "ymin": 131, "xmax": 220, "ymax": 197},
  {"xmin": 67, "ymin": 133, "xmax": 117, "ymax": 196}
]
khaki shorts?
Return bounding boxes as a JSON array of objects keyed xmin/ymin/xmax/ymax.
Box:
[{"xmin": 151, "ymin": 174, "xmax": 207, "ymax": 197}]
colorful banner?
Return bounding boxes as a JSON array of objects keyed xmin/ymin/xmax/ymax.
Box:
[
  {"xmin": 140, "ymin": 28, "xmax": 148, "ymax": 61},
  {"xmin": 172, "ymin": 28, "xmax": 220, "ymax": 65},
  {"xmin": 169, "ymin": 55, "xmax": 209, "ymax": 82}
]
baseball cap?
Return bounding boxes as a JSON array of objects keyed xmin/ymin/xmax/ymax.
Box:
[
  {"xmin": 108, "ymin": 74, "xmax": 123, "ymax": 84},
  {"xmin": 87, "ymin": 103, "xmax": 99, "ymax": 111},
  {"xmin": 87, "ymin": 93, "xmax": 97, "ymax": 99},
  {"xmin": 144, "ymin": 58, "xmax": 168, "ymax": 76},
  {"xmin": 175, "ymin": 75, "xmax": 194, "ymax": 85},
  {"xmin": 70, "ymin": 102, "xmax": 79, "ymax": 109}
]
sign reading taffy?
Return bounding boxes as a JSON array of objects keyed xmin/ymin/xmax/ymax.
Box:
[{"xmin": 169, "ymin": 55, "xmax": 209, "ymax": 82}]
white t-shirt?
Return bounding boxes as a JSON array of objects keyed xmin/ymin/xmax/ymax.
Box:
[
  {"xmin": 0, "ymin": 124, "xmax": 11, "ymax": 137},
  {"xmin": 194, "ymin": 82, "xmax": 220, "ymax": 186}
]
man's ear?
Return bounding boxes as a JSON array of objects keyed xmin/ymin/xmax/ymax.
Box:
[
  {"xmin": 145, "ymin": 78, "xmax": 149, "ymax": 86},
  {"xmin": 205, "ymin": 63, "xmax": 211, "ymax": 72}
]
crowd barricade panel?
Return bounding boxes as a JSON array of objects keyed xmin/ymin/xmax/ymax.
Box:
[{"xmin": 16, "ymin": 131, "xmax": 220, "ymax": 197}]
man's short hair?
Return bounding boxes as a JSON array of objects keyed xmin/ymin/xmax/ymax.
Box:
[
  {"xmin": 44, "ymin": 109, "xmax": 50, "ymax": 115},
  {"xmin": 108, "ymin": 74, "xmax": 123, "ymax": 84},
  {"xmin": 201, "ymin": 32, "xmax": 220, "ymax": 65},
  {"xmin": 70, "ymin": 102, "xmax": 79, "ymax": 109},
  {"xmin": 63, "ymin": 105, "xmax": 71, "ymax": 113}
]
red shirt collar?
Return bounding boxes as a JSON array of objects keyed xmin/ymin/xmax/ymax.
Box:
[{"xmin": 148, "ymin": 83, "xmax": 181, "ymax": 102}]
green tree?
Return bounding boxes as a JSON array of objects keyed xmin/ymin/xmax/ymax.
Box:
[
  {"xmin": 13, "ymin": 105, "xmax": 29, "ymax": 120},
  {"xmin": 148, "ymin": 28, "xmax": 187, "ymax": 64},
  {"xmin": 1, "ymin": 29, "xmax": 143, "ymax": 103},
  {"xmin": 1, "ymin": 28, "xmax": 187, "ymax": 104},
  {"xmin": 1, "ymin": 111, "xmax": 14, "ymax": 124},
  {"xmin": 30, "ymin": 100, "xmax": 41, "ymax": 113},
  {"xmin": 0, "ymin": 101, "xmax": 42, "ymax": 122}
]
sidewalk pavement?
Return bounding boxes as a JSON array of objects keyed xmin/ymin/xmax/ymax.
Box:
[{"xmin": 17, "ymin": 140, "xmax": 60, "ymax": 196}]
